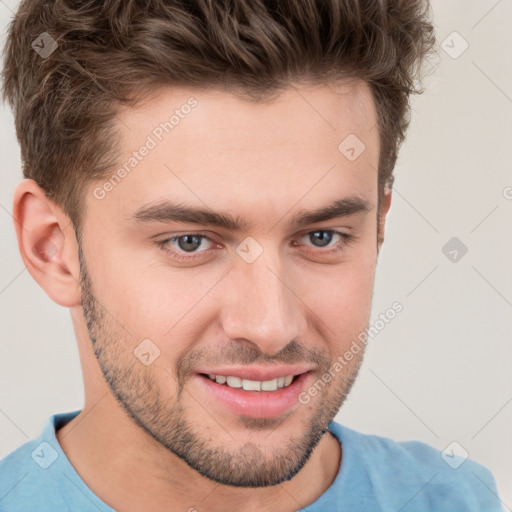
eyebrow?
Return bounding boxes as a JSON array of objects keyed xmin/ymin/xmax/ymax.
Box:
[{"xmin": 130, "ymin": 195, "xmax": 373, "ymax": 232}]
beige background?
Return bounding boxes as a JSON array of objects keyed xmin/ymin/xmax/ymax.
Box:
[{"xmin": 1, "ymin": 0, "xmax": 511, "ymax": 506}]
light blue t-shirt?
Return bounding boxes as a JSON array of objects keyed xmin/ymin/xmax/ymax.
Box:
[{"xmin": 0, "ymin": 410, "xmax": 504, "ymax": 511}]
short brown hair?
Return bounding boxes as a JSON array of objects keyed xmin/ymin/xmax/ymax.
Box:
[{"xmin": 2, "ymin": 0, "xmax": 435, "ymax": 234}]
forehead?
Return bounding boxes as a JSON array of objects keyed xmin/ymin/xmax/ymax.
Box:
[
  {"xmin": 86, "ymin": 80, "xmax": 379, "ymax": 230},
  {"xmin": 121, "ymin": 80, "xmax": 377, "ymax": 148}
]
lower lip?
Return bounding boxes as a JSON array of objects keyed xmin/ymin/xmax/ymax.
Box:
[{"xmin": 196, "ymin": 372, "xmax": 312, "ymax": 418}]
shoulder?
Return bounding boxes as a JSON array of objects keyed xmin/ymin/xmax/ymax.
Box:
[
  {"xmin": 328, "ymin": 421, "xmax": 503, "ymax": 511},
  {"xmin": 0, "ymin": 437, "xmax": 67, "ymax": 511},
  {"xmin": 0, "ymin": 411, "xmax": 100, "ymax": 512}
]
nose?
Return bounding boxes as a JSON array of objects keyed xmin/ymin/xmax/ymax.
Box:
[{"xmin": 218, "ymin": 245, "xmax": 307, "ymax": 355}]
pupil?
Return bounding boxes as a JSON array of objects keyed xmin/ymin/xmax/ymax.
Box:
[
  {"xmin": 311, "ymin": 231, "xmax": 331, "ymax": 247},
  {"xmin": 178, "ymin": 235, "xmax": 201, "ymax": 252}
]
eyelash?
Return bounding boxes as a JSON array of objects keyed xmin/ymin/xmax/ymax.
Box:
[{"xmin": 156, "ymin": 229, "xmax": 354, "ymax": 262}]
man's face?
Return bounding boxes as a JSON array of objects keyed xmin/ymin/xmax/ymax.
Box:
[{"xmin": 78, "ymin": 80, "xmax": 382, "ymax": 487}]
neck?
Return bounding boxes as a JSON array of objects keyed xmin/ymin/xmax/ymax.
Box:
[{"xmin": 56, "ymin": 394, "xmax": 342, "ymax": 512}]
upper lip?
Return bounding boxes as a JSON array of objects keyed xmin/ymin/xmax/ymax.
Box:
[{"xmin": 195, "ymin": 365, "xmax": 314, "ymax": 382}]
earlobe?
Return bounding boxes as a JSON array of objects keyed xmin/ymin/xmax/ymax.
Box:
[{"xmin": 12, "ymin": 179, "xmax": 82, "ymax": 308}]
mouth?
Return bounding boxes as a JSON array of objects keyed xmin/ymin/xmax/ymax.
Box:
[
  {"xmin": 200, "ymin": 372, "xmax": 301, "ymax": 391},
  {"xmin": 195, "ymin": 369, "xmax": 313, "ymax": 419}
]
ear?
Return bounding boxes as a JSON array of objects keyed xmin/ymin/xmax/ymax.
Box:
[
  {"xmin": 377, "ymin": 186, "xmax": 392, "ymax": 255},
  {"xmin": 12, "ymin": 179, "xmax": 82, "ymax": 307}
]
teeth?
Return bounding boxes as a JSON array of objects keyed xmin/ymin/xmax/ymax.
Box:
[
  {"xmin": 206, "ymin": 374, "xmax": 297, "ymax": 391},
  {"xmin": 242, "ymin": 379, "xmax": 261, "ymax": 391},
  {"xmin": 261, "ymin": 378, "xmax": 278, "ymax": 391},
  {"xmin": 226, "ymin": 376, "xmax": 242, "ymax": 388}
]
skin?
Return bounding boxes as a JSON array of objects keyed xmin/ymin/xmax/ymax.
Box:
[{"xmin": 13, "ymin": 79, "xmax": 391, "ymax": 512}]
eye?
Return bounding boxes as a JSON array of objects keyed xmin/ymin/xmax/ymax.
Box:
[
  {"xmin": 157, "ymin": 229, "xmax": 354, "ymax": 262},
  {"xmin": 301, "ymin": 230, "xmax": 344, "ymax": 248},
  {"xmin": 293, "ymin": 229, "xmax": 353, "ymax": 253},
  {"xmin": 157, "ymin": 233, "xmax": 217, "ymax": 261}
]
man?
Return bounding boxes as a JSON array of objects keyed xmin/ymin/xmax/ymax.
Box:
[{"xmin": 0, "ymin": 0, "xmax": 503, "ymax": 510}]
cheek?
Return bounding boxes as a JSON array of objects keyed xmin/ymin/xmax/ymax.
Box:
[
  {"xmin": 91, "ymin": 253, "xmax": 225, "ymax": 346},
  {"xmin": 86, "ymin": 228, "xmax": 377, "ymax": 351},
  {"xmin": 298, "ymin": 249, "xmax": 377, "ymax": 345}
]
